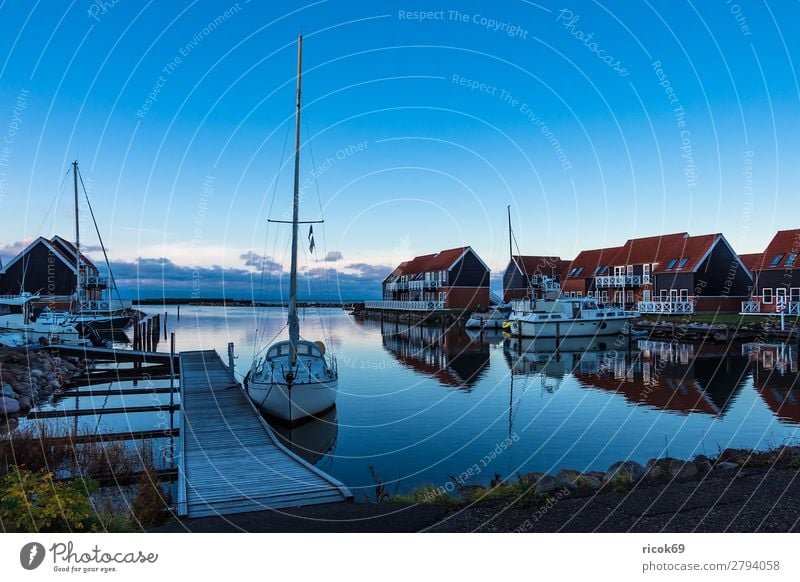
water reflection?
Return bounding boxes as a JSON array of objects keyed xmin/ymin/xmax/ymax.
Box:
[
  {"xmin": 380, "ymin": 321, "xmax": 490, "ymax": 390},
  {"xmin": 745, "ymin": 343, "xmax": 800, "ymax": 424},
  {"xmin": 268, "ymin": 406, "xmax": 339, "ymax": 467},
  {"xmin": 503, "ymin": 337, "xmax": 751, "ymax": 416}
]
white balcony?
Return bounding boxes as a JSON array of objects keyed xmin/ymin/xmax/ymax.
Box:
[
  {"xmin": 595, "ymin": 275, "xmax": 642, "ymax": 288},
  {"xmin": 80, "ymin": 274, "xmax": 110, "ymax": 287},
  {"xmin": 364, "ymin": 300, "xmax": 445, "ymax": 311},
  {"xmin": 637, "ymin": 300, "xmax": 694, "ymax": 314},
  {"xmin": 78, "ymin": 298, "xmax": 132, "ymax": 313},
  {"xmin": 741, "ymin": 299, "xmax": 800, "ymax": 316},
  {"xmin": 741, "ymin": 301, "xmax": 761, "ymax": 314},
  {"xmin": 409, "ymin": 281, "xmax": 424, "ymax": 290}
]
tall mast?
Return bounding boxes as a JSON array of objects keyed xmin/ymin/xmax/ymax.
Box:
[
  {"xmin": 288, "ymin": 34, "xmax": 303, "ymax": 365},
  {"xmin": 507, "ymin": 205, "xmax": 512, "ymax": 260},
  {"xmin": 73, "ymin": 160, "xmax": 81, "ymax": 307}
]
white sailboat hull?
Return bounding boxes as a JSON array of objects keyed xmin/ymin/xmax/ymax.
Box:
[
  {"xmin": 508, "ymin": 316, "xmax": 630, "ymax": 338},
  {"xmin": 248, "ymin": 378, "xmax": 338, "ymax": 423}
]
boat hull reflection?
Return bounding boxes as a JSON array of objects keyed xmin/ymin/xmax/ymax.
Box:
[{"xmin": 267, "ymin": 406, "xmax": 339, "ymax": 465}]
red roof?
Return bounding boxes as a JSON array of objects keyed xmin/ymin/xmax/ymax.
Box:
[
  {"xmin": 748, "ymin": 229, "xmax": 800, "ymax": 272},
  {"xmin": 609, "ymin": 232, "xmax": 720, "ymax": 274},
  {"xmin": 739, "ymin": 252, "xmax": 764, "ymax": 273},
  {"xmin": 564, "ymin": 246, "xmax": 623, "ymax": 279},
  {"xmin": 388, "ymin": 246, "xmax": 475, "ymax": 278},
  {"xmin": 50, "ymin": 236, "xmax": 98, "ymax": 270},
  {"xmin": 511, "ymin": 255, "xmax": 566, "ymax": 276}
]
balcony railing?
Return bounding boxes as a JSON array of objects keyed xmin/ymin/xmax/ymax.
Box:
[
  {"xmin": 409, "ymin": 281, "xmax": 424, "ymax": 290},
  {"xmin": 740, "ymin": 299, "xmax": 799, "ymax": 315},
  {"xmin": 595, "ymin": 275, "xmax": 642, "ymax": 288},
  {"xmin": 364, "ymin": 300, "xmax": 445, "ymax": 311},
  {"xmin": 78, "ymin": 298, "xmax": 132, "ymax": 313},
  {"xmin": 637, "ymin": 300, "xmax": 695, "ymax": 314},
  {"xmin": 79, "ymin": 274, "xmax": 109, "ymax": 287}
]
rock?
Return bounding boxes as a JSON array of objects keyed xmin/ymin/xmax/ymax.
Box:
[
  {"xmin": 534, "ymin": 473, "xmax": 572, "ymax": 495},
  {"xmin": 556, "ymin": 469, "xmax": 583, "ymax": 484},
  {"xmin": 715, "ymin": 461, "xmax": 739, "ymax": 471},
  {"xmin": 0, "ymin": 396, "xmax": 20, "ymax": 416},
  {"xmin": 672, "ymin": 460, "xmax": 699, "ymax": 480},
  {"xmin": 645, "ymin": 464, "xmax": 668, "ymax": 482},
  {"xmin": 1, "ymin": 384, "xmax": 15, "ymax": 398},
  {"xmin": 29, "ymin": 369, "xmax": 44, "ymax": 379},
  {"xmin": 457, "ymin": 485, "xmax": 486, "ymax": 501},
  {"xmin": 693, "ymin": 455, "xmax": 713, "ymax": 473},
  {"xmin": 15, "ymin": 396, "xmax": 31, "ymax": 414},
  {"xmin": 519, "ymin": 471, "xmax": 545, "ymax": 486},
  {"xmin": 719, "ymin": 448, "xmax": 750, "ymax": 464},
  {"xmin": 606, "ymin": 460, "xmax": 646, "ymax": 483}
]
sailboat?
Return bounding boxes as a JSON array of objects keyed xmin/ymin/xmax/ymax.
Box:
[
  {"xmin": 245, "ymin": 34, "xmax": 338, "ymax": 424},
  {"xmin": 35, "ymin": 161, "xmax": 134, "ymax": 332}
]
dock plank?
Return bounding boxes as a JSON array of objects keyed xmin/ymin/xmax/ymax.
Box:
[{"xmin": 177, "ymin": 350, "xmax": 351, "ymax": 518}]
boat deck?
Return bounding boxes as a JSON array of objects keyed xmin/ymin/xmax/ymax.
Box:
[{"xmin": 177, "ymin": 350, "xmax": 351, "ymax": 518}]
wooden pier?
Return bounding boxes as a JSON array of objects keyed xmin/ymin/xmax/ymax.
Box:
[{"xmin": 176, "ymin": 350, "xmax": 351, "ymax": 518}]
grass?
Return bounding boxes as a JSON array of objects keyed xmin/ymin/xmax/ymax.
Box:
[{"xmin": 637, "ymin": 313, "xmax": 800, "ymax": 326}]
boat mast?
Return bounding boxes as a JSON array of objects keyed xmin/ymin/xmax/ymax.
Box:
[
  {"xmin": 507, "ymin": 205, "xmax": 512, "ymax": 261},
  {"xmin": 288, "ymin": 34, "xmax": 303, "ymax": 365},
  {"xmin": 73, "ymin": 160, "xmax": 81, "ymax": 309}
]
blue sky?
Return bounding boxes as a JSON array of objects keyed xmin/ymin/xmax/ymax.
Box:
[{"xmin": 0, "ymin": 1, "xmax": 798, "ymax": 299}]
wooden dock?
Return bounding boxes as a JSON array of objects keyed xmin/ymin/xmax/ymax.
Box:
[{"xmin": 176, "ymin": 350, "xmax": 351, "ymax": 518}]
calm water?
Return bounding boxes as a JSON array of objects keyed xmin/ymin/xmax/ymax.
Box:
[{"xmin": 28, "ymin": 306, "xmax": 800, "ymax": 498}]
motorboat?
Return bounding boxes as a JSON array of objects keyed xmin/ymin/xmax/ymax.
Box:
[
  {"xmin": 0, "ymin": 294, "xmax": 92, "ymax": 347},
  {"xmin": 506, "ymin": 276, "xmax": 638, "ymax": 338}
]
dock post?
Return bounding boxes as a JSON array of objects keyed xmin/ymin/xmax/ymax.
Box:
[
  {"xmin": 227, "ymin": 342, "xmax": 236, "ymax": 381},
  {"xmin": 177, "ymin": 305, "xmax": 180, "ymax": 321},
  {"xmin": 164, "ymin": 312, "xmax": 168, "ymax": 340},
  {"xmin": 169, "ymin": 332, "xmax": 176, "ymax": 409}
]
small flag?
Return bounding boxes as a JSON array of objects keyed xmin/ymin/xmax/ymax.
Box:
[{"xmin": 308, "ymin": 225, "xmax": 315, "ymax": 253}]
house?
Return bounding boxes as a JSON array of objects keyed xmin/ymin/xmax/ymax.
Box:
[
  {"xmin": 562, "ymin": 232, "xmax": 752, "ymax": 313},
  {"xmin": 0, "ymin": 236, "xmax": 103, "ymax": 299},
  {"xmin": 502, "ymin": 255, "xmax": 568, "ymax": 302},
  {"xmin": 740, "ymin": 229, "xmax": 800, "ymax": 316},
  {"xmin": 373, "ymin": 246, "xmax": 490, "ymax": 311},
  {"xmin": 560, "ymin": 245, "xmax": 622, "ymax": 299}
]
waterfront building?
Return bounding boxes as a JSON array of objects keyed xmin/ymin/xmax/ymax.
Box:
[
  {"xmin": 372, "ymin": 246, "xmax": 490, "ymax": 311},
  {"xmin": 740, "ymin": 229, "xmax": 800, "ymax": 316},
  {"xmin": 501, "ymin": 255, "xmax": 568, "ymax": 302}
]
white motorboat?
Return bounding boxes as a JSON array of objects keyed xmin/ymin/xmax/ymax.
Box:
[
  {"xmin": 0, "ymin": 294, "xmax": 91, "ymax": 347},
  {"xmin": 465, "ymin": 306, "xmax": 508, "ymax": 329},
  {"xmin": 506, "ymin": 276, "xmax": 638, "ymax": 338},
  {"xmin": 245, "ymin": 34, "xmax": 338, "ymax": 424}
]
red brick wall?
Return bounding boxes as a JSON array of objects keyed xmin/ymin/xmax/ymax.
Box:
[{"xmin": 444, "ymin": 287, "xmax": 489, "ymax": 310}]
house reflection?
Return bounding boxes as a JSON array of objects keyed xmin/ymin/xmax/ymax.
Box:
[
  {"xmin": 380, "ymin": 321, "xmax": 490, "ymax": 390},
  {"xmin": 745, "ymin": 343, "xmax": 800, "ymax": 424},
  {"xmin": 503, "ymin": 337, "xmax": 748, "ymax": 416}
]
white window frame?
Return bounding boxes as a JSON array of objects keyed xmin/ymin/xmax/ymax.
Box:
[
  {"xmin": 643, "ymin": 264, "xmax": 651, "ymax": 284},
  {"xmin": 791, "ymin": 287, "xmax": 800, "ymax": 302},
  {"xmin": 601, "ymin": 291, "xmax": 609, "ymax": 303},
  {"xmin": 439, "ymin": 291, "xmax": 447, "ymax": 302},
  {"xmin": 626, "ymin": 265, "xmax": 634, "ymax": 276},
  {"xmin": 679, "ymin": 289, "xmax": 689, "ymax": 301},
  {"xmin": 643, "ymin": 290, "xmax": 651, "ymax": 301},
  {"xmin": 669, "ymin": 289, "xmax": 679, "ymax": 301},
  {"xmin": 660, "ymin": 289, "xmax": 668, "ymax": 301},
  {"xmin": 626, "ymin": 290, "xmax": 634, "ymax": 303},
  {"xmin": 776, "ymin": 287, "xmax": 787, "ymax": 304},
  {"xmin": 576, "ymin": 291, "xmax": 582, "ymax": 298},
  {"xmin": 763, "ymin": 288, "xmax": 773, "ymax": 304},
  {"xmin": 614, "ymin": 266, "xmax": 624, "ymax": 277}
]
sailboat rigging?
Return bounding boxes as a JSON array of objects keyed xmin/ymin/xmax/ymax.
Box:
[{"xmin": 245, "ymin": 34, "xmax": 339, "ymax": 424}]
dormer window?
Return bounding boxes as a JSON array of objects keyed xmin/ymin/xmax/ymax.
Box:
[
  {"xmin": 677, "ymin": 258, "xmax": 689, "ymax": 269},
  {"xmin": 666, "ymin": 258, "xmax": 678, "ymax": 269},
  {"xmin": 786, "ymin": 253, "xmax": 798, "ymax": 267},
  {"xmin": 574, "ymin": 266, "xmax": 584, "ymax": 276},
  {"xmin": 770, "ymin": 253, "xmax": 785, "ymax": 267}
]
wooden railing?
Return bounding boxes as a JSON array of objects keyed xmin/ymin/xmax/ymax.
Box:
[
  {"xmin": 364, "ymin": 300, "xmax": 445, "ymax": 311},
  {"xmin": 595, "ymin": 275, "xmax": 642, "ymax": 287},
  {"xmin": 636, "ymin": 300, "xmax": 695, "ymax": 314}
]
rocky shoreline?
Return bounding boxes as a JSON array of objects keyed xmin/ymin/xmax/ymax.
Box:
[{"xmin": 0, "ymin": 350, "xmax": 89, "ymax": 430}]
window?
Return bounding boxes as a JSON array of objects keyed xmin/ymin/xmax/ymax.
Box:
[
  {"xmin": 643, "ymin": 264, "xmax": 651, "ymax": 284},
  {"xmin": 670, "ymin": 289, "xmax": 679, "ymax": 301},
  {"xmin": 439, "ymin": 291, "xmax": 447, "ymax": 303},
  {"xmin": 677, "ymin": 258, "xmax": 689, "ymax": 269},
  {"xmin": 770, "ymin": 253, "xmax": 785, "ymax": 267},
  {"xmin": 660, "ymin": 289, "xmax": 668, "ymax": 301},
  {"xmin": 592, "ymin": 265, "xmax": 603, "ymax": 275},
  {"xmin": 614, "ymin": 266, "xmax": 624, "ymax": 276},
  {"xmin": 786, "ymin": 253, "xmax": 798, "ymax": 267},
  {"xmin": 680, "ymin": 289, "xmax": 689, "ymax": 301},
  {"xmin": 574, "ymin": 266, "xmax": 584, "ymax": 276},
  {"xmin": 666, "ymin": 258, "xmax": 678, "ymax": 269},
  {"xmin": 776, "ymin": 288, "xmax": 787, "ymax": 304},
  {"xmin": 626, "ymin": 265, "xmax": 634, "ymax": 276},
  {"xmin": 587, "ymin": 291, "xmax": 595, "ymax": 298},
  {"xmin": 643, "ymin": 290, "xmax": 651, "ymax": 302},
  {"xmin": 791, "ymin": 288, "xmax": 800, "ymax": 302},
  {"xmin": 626, "ymin": 290, "xmax": 634, "ymax": 303},
  {"xmin": 576, "ymin": 291, "xmax": 583, "ymax": 298},
  {"xmin": 763, "ymin": 288, "xmax": 773, "ymax": 303},
  {"xmin": 600, "ymin": 265, "xmax": 609, "ymax": 274}
]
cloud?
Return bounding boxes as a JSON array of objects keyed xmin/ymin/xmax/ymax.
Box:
[
  {"xmin": 107, "ymin": 256, "xmax": 389, "ymax": 300},
  {"xmin": 324, "ymin": 250, "xmax": 343, "ymax": 262},
  {"xmin": 82, "ymin": 244, "xmax": 105, "ymax": 253},
  {"xmin": 239, "ymin": 251, "xmax": 283, "ymax": 273},
  {"xmin": 0, "ymin": 239, "xmax": 32, "ymax": 264},
  {"xmin": 345, "ymin": 262, "xmax": 393, "ymax": 279}
]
